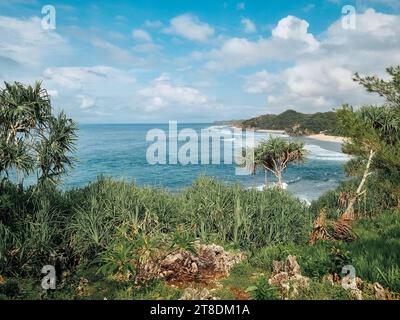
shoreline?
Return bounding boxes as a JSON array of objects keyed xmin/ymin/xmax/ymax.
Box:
[
  {"xmin": 305, "ymin": 133, "xmax": 348, "ymax": 143},
  {"xmin": 229, "ymin": 125, "xmax": 346, "ymax": 143}
]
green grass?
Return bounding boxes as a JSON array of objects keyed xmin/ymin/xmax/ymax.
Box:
[
  {"xmin": 1, "ymin": 176, "xmax": 399, "ymax": 300},
  {"xmin": 249, "ymin": 210, "xmax": 400, "ymax": 295}
]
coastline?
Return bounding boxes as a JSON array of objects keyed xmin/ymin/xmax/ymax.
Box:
[
  {"xmin": 229, "ymin": 125, "xmax": 346, "ymax": 143},
  {"xmin": 306, "ymin": 133, "xmax": 348, "ymax": 143}
]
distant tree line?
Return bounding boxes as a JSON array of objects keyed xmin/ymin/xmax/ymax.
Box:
[{"xmin": 238, "ymin": 109, "xmax": 338, "ymax": 136}]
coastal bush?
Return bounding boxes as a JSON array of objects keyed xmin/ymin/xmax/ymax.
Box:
[
  {"xmin": 249, "ymin": 241, "xmax": 348, "ymax": 279},
  {"xmin": 251, "ymin": 210, "xmax": 400, "ymax": 293},
  {"xmin": 310, "ymin": 175, "xmax": 397, "ymax": 220},
  {"xmin": 65, "ymin": 176, "xmax": 312, "ymax": 264},
  {"xmin": 180, "ymin": 177, "xmax": 312, "ymax": 250},
  {"xmin": 350, "ymin": 211, "xmax": 400, "ymax": 293},
  {"xmin": 0, "ymin": 182, "xmax": 73, "ymax": 276},
  {"xmin": 247, "ymin": 277, "xmax": 280, "ymax": 300}
]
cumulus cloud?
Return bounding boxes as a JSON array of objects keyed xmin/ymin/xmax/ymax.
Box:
[
  {"xmin": 163, "ymin": 14, "xmax": 214, "ymax": 43},
  {"xmin": 241, "ymin": 17, "xmax": 256, "ymax": 33},
  {"xmin": 243, "ymin": 9, "xmax": 400, "ymax": 111},
  {"xmin": 138, "ymin": 74, "xmax": 220, "ymax": 112},
  {"xmin": 196, "ymin": 15, "xmax": 319, "ymax": 70},
  {"xmin": 272, "ymin": 16, "xmax": 319, "ymax": 51},
  {"xmin": 0, "ymin": 15, "xmax": 69, "ymax": 68},
  {"xmin": 40, "ymin": 66, "xmax": 138, "ymax": 120},
  {"xmin": 132, "ymin": 29, "xmax": 153, "ymax": 42}
]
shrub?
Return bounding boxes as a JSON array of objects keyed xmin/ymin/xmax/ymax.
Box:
[
  {"xmin": 246, "ymin": 277, "xmax": 280, "ymax": 300},
  {"xmin": 310, "ymin": 175, "xmax": 397, "ymax": 220},
  {"xmin": 181, "ymin": 177, "xmax": 312, "ymax": 249}
]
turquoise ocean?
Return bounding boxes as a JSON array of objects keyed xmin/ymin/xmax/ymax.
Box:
[{"xmin": 61, "ymin": 123, "xmax": 350, "ymax": 203}]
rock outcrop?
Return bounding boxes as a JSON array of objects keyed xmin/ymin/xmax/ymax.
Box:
[
  {"xmin": 268, "ymin": 255, "xmax": 310, "ymax": 299},
  {"xmin": 142, "ymin": 242, "xmax": 244, "ymax": 285}
]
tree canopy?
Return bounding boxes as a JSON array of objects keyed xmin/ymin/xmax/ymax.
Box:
[
  {"xmin": 251, "ymin": 137, "xmax": 305, "ymax": 189},
  {"xmin": 0, "ymin": 81, "xmax": 77, "ymax": 187},
  {"xmin": 337, "ymin": 66, "xmax": 400, "ymax": 204}
]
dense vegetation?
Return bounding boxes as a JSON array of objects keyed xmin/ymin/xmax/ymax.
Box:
[
  {"xmin": 1, "ymin": 66, "xmax": 400, "ymax": 300},
  {"xmin": 239, "ymin": 109, "xmax": 338, "ymax": 136}
]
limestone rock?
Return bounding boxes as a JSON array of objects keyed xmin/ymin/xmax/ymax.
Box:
[
  {"xmin": 268, "ymin": 255, "xmax": 309, "ymax": 299},
  {"xmin": 142, "ymin": 242, "xmax": 244, "ymax": 285},
  {"xmin": 341, "ymin": 275, "xmax": 363, "ymax": 300},
  {"xmin": 368, "ymin": 282, "xmax": 392, "ymax": 300}
]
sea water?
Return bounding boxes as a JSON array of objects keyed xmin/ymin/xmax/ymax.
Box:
[{"xmin": 60, "ymin": 123, "xmax": 350, "ymax": 203}]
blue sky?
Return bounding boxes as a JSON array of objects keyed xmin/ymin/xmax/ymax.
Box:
[{"xmin": 1, "ymin": 0, "xmax": 400, "ymax": 123}]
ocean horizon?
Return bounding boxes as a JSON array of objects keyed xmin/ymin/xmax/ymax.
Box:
[{"xmin": 59, "ymin": 123, "xmax": 351, "ymax": 203}]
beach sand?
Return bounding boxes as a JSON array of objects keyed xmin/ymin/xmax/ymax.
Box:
[
  {"xmin": 230, "ymin": 125, "xmax": 347, "ymax": 143},
  {"xmin": 306, "ymin": 133, "xmax": 348, "ymax": 143}
]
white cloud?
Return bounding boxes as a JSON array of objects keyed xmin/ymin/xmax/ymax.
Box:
[
  {"xmin": 41, "ymin": 66, "xmax": 138, "ymax": 120},
  {"xmin": 132, "ymin": 29, "xmax": 152, "ymax": 42},
  {"xmin": 196, "ymin": 15, "xmax": 319, "ymax": 70},
  {"xmin": 138, "ymin": 74, "xmax": 219, "ymax": 112},
  {"xmin": 163, "ymin": 14, "xmax": 214, "ymax": 43},
  {"xmin": 241, "ymin": 17, "xmax": 256, "ymax": 33},
  {"xmin": 78, "ymin": 95, "xmax": 96, "ymax": 109},
  {"xmin": 0, "ymin": 16, "xmax": 69, "ymax": 67},
  {"xmin": 91, "ymin": 38, "xmax": 138, "ymax": 64},
  {"xmin": 244, "ymin": 70, "xmax": 278, "ymax": 93},
  {"xmin": 132, "ymin": 43, "xmax": 162, "ymax": 53},
  {"xmin": 43, "ymin": 66, "xmax": 135, "ymax": 90},
  {"xmin": 272, "ymin": 16, "xmax": 319, "ymax": 51},
  {"xmin": 244, "ymin": 9, "xmax": 400, "ymax": 112}
]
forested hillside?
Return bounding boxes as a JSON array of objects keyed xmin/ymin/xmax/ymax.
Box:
[{"xmin": 239, "ymin": 109, "xmax": 338, "ymax": 135}]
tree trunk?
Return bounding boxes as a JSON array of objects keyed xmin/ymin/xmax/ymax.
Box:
[
  {"xmin": 276, "ymin": 171, "xmax": 283, "ymax": 190},
  {"xmin": 341, "ymin": 149, "xmax": 375, "ymax": 221}
]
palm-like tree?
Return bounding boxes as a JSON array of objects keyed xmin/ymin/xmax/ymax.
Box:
[
  {"xmin": 251, "ymin": 137, "xmax": 305, "ymax": 190},
  {"xmin": 0, "ymin": 81, "xmax": 77, "ymax": 187}
]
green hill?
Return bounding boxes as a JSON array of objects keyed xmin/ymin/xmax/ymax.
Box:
[{"xmin": 239, "ymin": 109, "xmax": 338, "ymax": 136}]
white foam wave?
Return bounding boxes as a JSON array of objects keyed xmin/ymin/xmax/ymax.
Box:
[
  {"xmin": 252, "ymin": 182, "xmax": 288, "ymax": 191},
  {"xmin": 304, "ymin": 144, "xmax": 351, "ymax": 162}
]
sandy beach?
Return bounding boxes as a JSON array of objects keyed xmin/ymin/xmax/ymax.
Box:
[
  {"xmin": 306, "ymin": 133, "xmax": 348, "ymax": 143},
  {"xmin": 231, "ymin": 125, "xmax": 346, "ymax": 143}
]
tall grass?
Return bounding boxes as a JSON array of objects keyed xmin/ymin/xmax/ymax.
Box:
[
  {"xmin": 0, "ymin": 176, "xmax": 312, "ymax": 276},
  {"xmin": 0, "ymin": 182, "xmax": 71, "ymax": 275},
  {"xmin": 181, "ymin": 177, "xmax": 311, "ymax": 248}
]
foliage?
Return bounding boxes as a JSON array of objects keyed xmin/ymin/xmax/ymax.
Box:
[
  {"xmin": 240, "ymin": 109, "xmax": 338, "ymax": 135},
  {"xmin": 337, "ymin": 66, "xmax": 400, "ymax": 207},
  {"xmin": 310, "ymin": 175, "xmax": 397, "ymax": 221},
  {"xmin": 246, "ymin": 277, "xmax": 280, "ymax": 300},
  {"xmin": 0, "ymin": 81, "xmax": 77, "ymax": 186},
  {"xmin": 295, "ymin": 280, "xmax": 351, "ymax": 300},
  {"xmin": 181, "ymin": 177, "xmax": 311, "ymax": 248},
  {"xmin": 251, "ymin": 210, "xmax": 400, "ymax": 294},
  {"xmin": 249, "ymin": 137, "xmax": 305, "ymax": 189},
  {"xmin": 350, "ymin": 211, "xmax": 400, "ymax": 293}
]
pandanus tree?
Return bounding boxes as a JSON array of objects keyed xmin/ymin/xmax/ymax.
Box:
[
  {"xmin": 250, "ymin": 137, "xmax": 305, "ymax": 190},
  {"xmin": 0, "ymin": 81, "xmax": 77, "ymax": 187}
]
